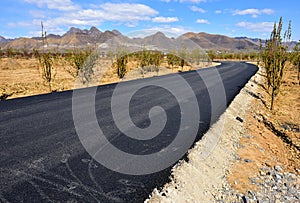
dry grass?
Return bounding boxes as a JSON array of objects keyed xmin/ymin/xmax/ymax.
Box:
[
  {"xmin": 0, "ymin": 57, "xmax": 215, "ymax": 100},
  {"xmin": 0, "ymin": 58, "xmax": 75, "ymax": 99}
]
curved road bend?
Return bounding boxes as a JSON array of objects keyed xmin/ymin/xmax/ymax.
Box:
[{"xmin": 0, "ymin": 62, "xmax": 258, "ymax": 202}]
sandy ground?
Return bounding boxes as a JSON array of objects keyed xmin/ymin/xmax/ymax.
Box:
[
  {"xmin": 227, "ymin": 64, "xmax": 300, "ymax": 193},
  {"xmin": 0, "ymin": 57, "xmax": 75, "ymax": 99},
  {"xmin": 0, "ymin": 57, "xmax": 218, "ymax": 100}
]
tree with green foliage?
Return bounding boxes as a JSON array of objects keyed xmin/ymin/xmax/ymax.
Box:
[
  {"xmin": 261, "ymin": 17, "xmax": 291, "ymax": 110},
  {"xmin": 140, "ymin": 48, "xmax": 150, "ymax": 69},
  {"xmin": 38, "ymin": 21, "xmax": 55, "ymax": 92},
  {"xmin": 207, "ymin": 50, "xmax": 216, "ymax": 61},
  {"xmin": 153, "ymin": 52, "xmax": 163, "ymax": 76},
  {"xmin": 5, "ymin": 47, "xmax": 15, "ymax": 58},
  {"xmin": 80, "ymin": 51, "xmax": 97, "ymax": 85},
  {"xmin": 291, "ymin": 41, "xmax": 300, "ymax": 83},
  {"xmin": 66, "ymin": 49, "xmax": 90, "ymax": 78},
  {"xmin": 40, "ymin": 53, "xmax": 54, "ymax": 91},
  {"xmin": 191, "ymin": 49, "xmax": 201, "ymax": 65},
  {"xmin": 177, "ymin": 48, "xmax": 188, "ymax": 71},
  {"xmin": 116, "ymin": 46, "xmax": 128, "ymax": 79},
  {"xmin": 167, "ymin": 52, "xmax": 179, "ymax": 71}
]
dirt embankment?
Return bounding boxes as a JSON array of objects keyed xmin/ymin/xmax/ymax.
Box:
[{"xmin": 146, "ymin": 64, "xmax": 299, "ymax": 202}]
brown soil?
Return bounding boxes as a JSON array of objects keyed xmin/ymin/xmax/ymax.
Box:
[
  {"xmin": 0, "ymin": 57, "xmax": 215, "ymax": 100},
  {"xmin": 227, "ymin": 64, "xmax": 300, "ymax": 193},
  {"xmin": 0, "ymin": 57, "xmax": 75, "ymax": 98}
]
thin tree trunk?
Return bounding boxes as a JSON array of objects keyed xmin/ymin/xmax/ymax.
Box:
[
  {"xmin": 48, "ymin": 82, "xmax": 52, "ymax": 92},
  {"xmin": 298, "ymin": 62, "xmax": 300, "ymax": 85},
  {"xmin": 271, "ymin": 87, "xmax": 275, "ymax": 110}
]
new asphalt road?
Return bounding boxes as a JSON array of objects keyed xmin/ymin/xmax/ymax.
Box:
[{"xmin": 0, "ymin": 62, "xmax": 258, "ymax": 202}]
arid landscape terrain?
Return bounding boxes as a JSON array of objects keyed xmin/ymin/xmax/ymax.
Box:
[
  {"xmin": 1, "ymin": 28, "xmax": 299, "ymax": 202},
  {"xmin": 1, "ymin": 0, "xmax": 300, "ymax": 201}
]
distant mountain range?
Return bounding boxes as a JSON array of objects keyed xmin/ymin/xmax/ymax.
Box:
[
  {"xmin": 235, "ymin": 37, "xmax": 298, "ymax": 49},
  {"xmin": 1, "ymin": 26, "xmax": 295, "ymax": 52},
  {"xmin": 0, "ymin": 36, "xmax": 11, "ymax": 43}
]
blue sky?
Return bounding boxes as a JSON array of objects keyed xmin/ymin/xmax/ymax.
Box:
[{"xmin": 1, "ymin": 0, "xmax": 300, "ymax": 40}]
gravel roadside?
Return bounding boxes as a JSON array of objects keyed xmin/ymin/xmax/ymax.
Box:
[{"xmin": 146, "ymin": 65, "xmax": 300, "ymax": 202}]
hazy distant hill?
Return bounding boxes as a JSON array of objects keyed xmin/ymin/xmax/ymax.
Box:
[
  {"xmin": 0, "ymin": 36, "xmax": 10, "ymax": 44},
  {"xmin": 0, "ymin": 27, "xmax": 262, "ymax": 51},
  {"xmin": 180, "ymin": 32, "xmax": 258, "ymax": 50},
  {"xmin": 235, "ymin": 36, "xmax": 298, "ymax": 49}
]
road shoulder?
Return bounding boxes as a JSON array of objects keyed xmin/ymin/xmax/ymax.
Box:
[{"xmin": 146, "ymin": 65, "xmax": 300, "ymax": 202}]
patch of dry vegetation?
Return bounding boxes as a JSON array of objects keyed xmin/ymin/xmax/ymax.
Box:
[{"xmin": 0, "ymin": 50, "xmax": 214, "ymax": 100}]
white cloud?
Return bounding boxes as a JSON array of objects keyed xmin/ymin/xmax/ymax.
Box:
[
  {"xmin": 196, "ymin": 19, "xmax": 210, "ymax": 24},
  {"xmin": 233, "ymin": 8, "xmax": 274, "ymax": 18},
  {"xmin": 75, "ymin": 3, "xmax": 158, "ymax": 23},
  {"xmin": 29, "ymin": 10, "xmax": 46, "ymax": 18},
  {"xmin": 190, "ymin": 6, "xmax": 206, "ymax": 13},
  {"xmin": 8, "ymin": 21, "xmax": 32, "ymax": 28},
  {"xmin": 236, "ymin": 21, "xmax": 274, "ymax": 32},
  {"xmin": 24, "ymin": 2, "xmax": 159, "ymax": 33},
  {"xmin": 152, "ymin": 17, "xmax": 179, "ymax": 23},
  {"xmin": 24, "ymin": 0, "xmax": 80, "ymax": 11},
  {"xmin": 261, "ymin": 9, "xmax": 274, "ymax": 15},
  {"xmin": 215, "ymin": 10, "xmax": 222, "ymax": 14},
  {"xmin": 99, "ymin": 3, "xmax": 158, "ymax": 21}
]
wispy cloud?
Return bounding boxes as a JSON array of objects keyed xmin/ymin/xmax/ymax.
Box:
[
  {"xmin": 24, "ymin": 0, "xmax": 80, "ymax": 11},
  {"xmin": 233, "ymin": 8, "xmax": 274, "ymax": 18},
  {"xmin": 196, "ymin": 19, "xmax": 210, "ymax": 24},
  {"xmin": 190, "ymin": 6, "xmax": 206, "ymax": 13},
  {"xmin": 215, "ymin": 10, "xmax": 222, "ymax": 14},
  {"xmin": 152, "ymin": 17, "xmax": 179, "ymax": 23},
  {"xmin": 236, "ymin": 21, "xmax": 274, "ymax": 32}
]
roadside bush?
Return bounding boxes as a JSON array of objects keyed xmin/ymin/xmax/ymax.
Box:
[
  {"xmin": 66, "ymin": 49, "xmax": 91, "ymax": 78},
  {"xmin": 109, "ymin": 46, "xmax": 129, "ymax": 80}
]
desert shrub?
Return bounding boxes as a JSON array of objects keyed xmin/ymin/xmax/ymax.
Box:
[
  {"xmin": 66, "ymin": 49, "xmax": 91, "ymax": 78},
  {"xmin": 109, "ymin": 46, "xmax": 129, "ymax": 80},
  {"xmin": 207, "ymin": 50, "xmax": 216, "ymax": 61},
  {"xmin": 167, "ymin": 52, "xmax": 179, "ymax": 71}
]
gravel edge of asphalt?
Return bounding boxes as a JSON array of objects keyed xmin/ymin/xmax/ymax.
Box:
[{"xmin": 145, "ymin": 64, "xmax": 262, "ymax": 203}]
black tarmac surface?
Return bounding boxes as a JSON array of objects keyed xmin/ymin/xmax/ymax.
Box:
[{"xmin": 0, "ymin": 62, "xmax": 258, "ymax": 202}]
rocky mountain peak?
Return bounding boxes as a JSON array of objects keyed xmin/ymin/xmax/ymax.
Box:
[
  {"xmin": 89, "ymin": 26, "xmax": 102, "ymax": 34},
  {"xmin": 112, "ymin": 30, "xmax": 122, "ymax": 36}
]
